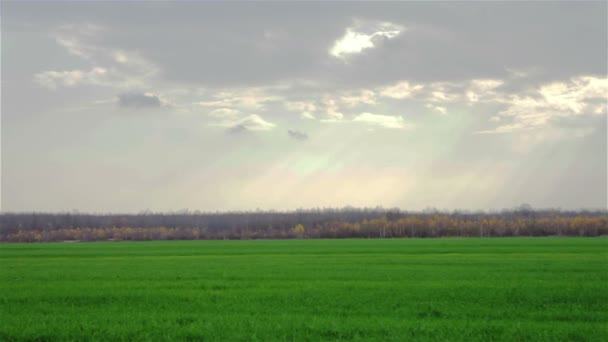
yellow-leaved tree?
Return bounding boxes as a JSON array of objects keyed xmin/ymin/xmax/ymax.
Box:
[{"xmin": 293, "ymin": 224, "xmax": 305, "ymax": 237}]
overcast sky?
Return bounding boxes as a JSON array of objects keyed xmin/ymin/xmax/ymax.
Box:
[{"xmin": 2, "ymin": 1, "xmax": 607, "ymax": 212}]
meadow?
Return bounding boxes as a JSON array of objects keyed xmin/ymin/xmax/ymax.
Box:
[{"xmin": 1, "ymin": 238, "xmax": 606, "ymax": 341}]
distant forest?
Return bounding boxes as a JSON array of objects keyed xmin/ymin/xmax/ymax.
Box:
[{"xmin": 1, "ymin": 207, "xmax": 607, "ymax": 242}]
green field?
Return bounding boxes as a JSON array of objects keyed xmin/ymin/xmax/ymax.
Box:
[{"xmin": 1, "ymin": 238, "xmax": 606, "ymax": 341}]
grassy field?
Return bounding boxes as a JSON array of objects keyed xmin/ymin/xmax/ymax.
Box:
[{"xmin": 0, "ymin": 238, "xmax": 606, "ymax": 341}]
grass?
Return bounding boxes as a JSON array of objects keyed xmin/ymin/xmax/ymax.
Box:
[{"xmin": 1, "ymin": 238, "xmax": 606, "ymax": 341}]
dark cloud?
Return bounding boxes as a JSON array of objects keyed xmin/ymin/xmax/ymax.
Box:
[
  {"xmin": 2, "ymin": 1, "xmax": 606, "ymax": 211},
  {"xmin": 117, "ymin": 92, "xmax": 162, "ymax": 108},
  {"xmin": 7, "ymin": 2, "xmax": 604, "ymax": 88},
  {"xmin": 288, "ymin": 129, "xmax": 308, "ymax": 141},
  {"xmin": 226, "ymin": 124, "xmax": 248, "ymax": 135}
]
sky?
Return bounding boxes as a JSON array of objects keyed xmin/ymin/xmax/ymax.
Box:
[{"xmin": 1, "ymin": 1, "xmax": 607, "ymax": 212}]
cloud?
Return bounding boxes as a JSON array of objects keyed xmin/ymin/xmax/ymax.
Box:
[
  {"xmin": 32, "ymin": 22, "xmax": 607, "ymax": 138},
  {"xmin": 469, "ymin": 79, "xmax": 504, "ymax": 92},
  {"xmin": 286, "ymin": 101, "xmax": 317, "ymax": 112},
  {"xmin": 480, "ymin": 75, "xmax": 607, "ymax": 133},
  {"xmin": 380, "ymin": 81, "xmax": 424, "ymax": 99},
  {"xmin": 51, "ymin": 24, "xmax": 159, "ymax": 80},
  {"xmin": 198, "ymin": 89, "xmax": 281, "ymax": 110},
  {"xmin": 190, "ymin": 74, "xmax": 602, "ymax": 136},
  {"xmin": 476, "ymin": 113, "xmax": 551, "ymax": 134},
  {"xmin": 426, "ymin": 82, "xmax": 463, "ymax": 103},
  {"xmin": 340, "ymin": 89, "xmax": 376, "ymax": 107},
  {"xmin": 285, "ymin": 101, "xmax": 317, "ymax": 119},
  {"xmin": 237, "ymin": 114, "xmax": 276, "ymax": 131},
  {"xmin": 52, "ymin": 23, "xmax": 105, "ymax": 61},
  {"xmin": 226, "ymin": 124, "xmax": 248, "ymax": 135},
  {"xmin": 322, "ymin": 97, "xmax": 344, "ymax": 120},
  {"xmin": 117, "ymin": 92, "xmax": 163, "ymax": 108},
  {"xmin": 381, "ymin": 78, "xmax": 499, "ymax": 105},
  {"xmin": 209, "ymin": 108, "xmax": 240, "ymax": 117},
  {"xmin": 24, "ymin": 4, "xmax": 604, "ymax": 90},
  {"xmin": 465, "ymin": 79, "xmax": 504, "ymax": 103},
  {"xmin": 287, "ymin": 129, "xmax": 308, "ymax": 141},
  {"xmin": 352, "ymin": 112, "xmax": 409, "ymax": 129},
  {"xmin": 215, "ymin": 114, "xmax": 276, "ymax": 132},
  {"xmin": 538, "ymin": 76, "xmax": 607, "ymax": 114},
  {"xmin": 330, "ymin": 21, "xmax": 404, "ymax": 59},
  {"xmin": 34, "ymin": 67, "xmax": 110, "ymax": 89},
  {"xmin": 35, "ymin": 24, "xmax": 159, "ymax": 91},
  {"xmin": 425, "ymin": 104, "xmax": 447, "ymax": 114},
  {"xmin": 300, "ymin": 112, "xmax": 316, "ymax": 120}
]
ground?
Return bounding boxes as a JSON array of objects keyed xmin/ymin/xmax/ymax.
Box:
[{"xmin": 1, "ymin": 238, "xmax": 606, "ymax": 341}]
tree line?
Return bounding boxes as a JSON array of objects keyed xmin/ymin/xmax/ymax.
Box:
[{"xmin": 1, "ymin": 207, "xmax": 606, "ymax": 242}]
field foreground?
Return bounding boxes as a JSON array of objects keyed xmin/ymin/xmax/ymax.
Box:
[{"xmin": 1, "ymin": 238, "xmax": 606, "ymax": 341}]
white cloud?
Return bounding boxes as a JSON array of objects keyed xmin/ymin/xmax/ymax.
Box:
[
  {"xmin": 110, "ymin": 49, "xmax": 159, "ymax": 78},
  {"xmin": 481, "ymin": 76, "xmax": 608, "ymax": 133},
  {"xmin": 591, "ymin": 103, "xmax": 607, "ymax": 115},
  {"xmin": 414, "ymin": 79, "xmax": 503, "ymax": 105},
  {"xmin": 429, "ymin": 89, "xmax": 459, "ymax": 103},
  {"xmin": 198, "ymin": 90, "xmax": 280, "ymax": 110},
  {"xmin": 285, "ymin": 101, "xmax": 318, "ymax": 120},
  {"xmin": 424, "ymin": 82, "xmax": 463, "ymax": 104},
  {"xmin": 539, "ymin": 76, "xmax": 608, "ymax": 114},
  {"xmin": 286, "ymin": 101, "xmax": 317, "ymax": 112},
  {"xmin": 340, "ymin": 89, "xmax": 376, "ymax": 107},
  {"xmin": 52, "ymin": 23, "xmax": 105, "ymax": 61},
  {"xmin": 55, "ymin": 36, "xmax": 93, "ymax": 60},
  {"xmin": 330, "ymin": 21, "xmax": 404, "ymax": 58},
  {"xmin": 505, "ymin": 67, "xmax": 537, "ymax": 79},
  {"xmin": 197, "ymin": 99, "xmax": 233, "ymax": 107},
  {"xmin": 209, "ymin": 108, "xmax": 240, "ymax": 117},
  {"xmin": 233, "ymin": 114, "xmax": 276, "ymax": 131},
  {"xmin": 35, "ymin": 67, "xmax": 110, "ymax": 89},
  {"xmin": 36, "ymin": 24, "xmax": 159, "ymax": 90},
  {"xmin": 470, "ymin": 79, "xmax": 503, "ymax": 92},
  {"xmin": 466, "ymin": 79, "xmax": 503, "ymax": 103},
  {"xmin": 301, "ymin": 112, "xmax": 316, "ymax": 120},
  {"xmin": 214, "ymin": 114, "xmax": 276, "ymax": 131},
  {"xmin": 380, "ymin": 81, "xmax": 424, "ymax": 99},
  {"xmin": 476, "ymin": 113, "xmax": 551, "ymax": 134},
  {"xmin": 352, "ymin": 112, "xmax": 409, "ymax": 129},
  {"xmin": 425, "ymin": 104, "xmax": 447, "ymax": 114},
  {"xmin": 322, "ymin": 97, "xmax": 345, "ymax": 120},
  {"xmin": 52, "ymin": 24, "xmax": 158, "ymax": 79},
  {"xmin": 326, "ymin": 110, "xmax": 344, "ymax": 120}
]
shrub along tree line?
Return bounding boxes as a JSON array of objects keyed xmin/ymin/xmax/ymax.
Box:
[{"xmin": 1, "ymin": 208, "xmax": 606, "ymax": 242}]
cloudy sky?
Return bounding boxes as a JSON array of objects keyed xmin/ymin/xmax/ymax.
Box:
[{"xmin": 2, "ymin": 2, "xmax": 607, "ymax": 212}]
